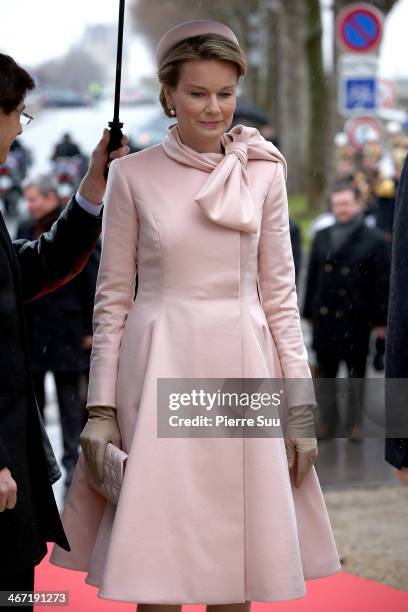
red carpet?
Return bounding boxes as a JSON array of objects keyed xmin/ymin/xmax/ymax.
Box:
[{"xmin": 34, "ymin": 549, "xmax": 408, "ymax": 611}]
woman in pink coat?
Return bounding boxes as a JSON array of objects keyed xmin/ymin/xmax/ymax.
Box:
[{"xmin": 51, "ymin": 20, "xmax": 341, "ymax": 610}]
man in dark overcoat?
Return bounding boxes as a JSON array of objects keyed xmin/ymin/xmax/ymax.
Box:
[
  {"xmin": 302, "ymin": 180, "xmax": 390, "ymax": 439},
  {"xmin": 0, "ymin": 52, "xmax": 128, "ymax": 601},
  {"xmin": 16, "ymin": 175, "xmax": 99, "ymax": 489},
  {"xmin": 384, "ymin": 154, "xmax": 408, "ymax": 485}
]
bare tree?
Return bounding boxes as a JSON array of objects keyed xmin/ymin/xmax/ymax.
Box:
[
  {"xmin": 305, "ymin": 0, "xmax": 328, "ymax": 211},
  {"xmin": 131, "ymin": 0, "xmax": 207, "ymax": 46},
  {"xmin": 130, "ymin": 0, "xmax": 257, "ymax": 53},
  {"xmin": 275, "ymin": 0, "xmax": 309, "ymax": 193}
]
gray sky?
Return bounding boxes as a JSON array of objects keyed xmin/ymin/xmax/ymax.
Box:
[
  {"xmin": 1, "ymin": 0, "xmax": 408, "ymax": 80},
  {"xmin": 0, "ymin": 0, "xmax": 154, "ymax": 80}
]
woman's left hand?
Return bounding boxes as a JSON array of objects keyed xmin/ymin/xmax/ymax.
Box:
[{"xmin": 285, "ymin": 438, "xmax": 318, "ymax": 487}]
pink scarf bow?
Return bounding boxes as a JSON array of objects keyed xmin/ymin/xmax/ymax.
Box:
[{"xmin": 162, "ymin": 123, "xmax": 287, "ymax": 234}]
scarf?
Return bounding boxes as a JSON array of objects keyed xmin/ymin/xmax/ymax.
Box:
[
  {"xmin": 162, "ymin": 123, "xmax": 287, "ymax": 234},
  {"xmin": 330, "ymin": 210, "xmax": 365, "ymax": 255}
]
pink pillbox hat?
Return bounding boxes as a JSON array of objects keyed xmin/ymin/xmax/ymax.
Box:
[{"xmin": 155, "ymin": 20, "xmax": 239, "ymax": 68}]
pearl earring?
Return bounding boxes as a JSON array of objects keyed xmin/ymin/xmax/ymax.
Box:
[{"xmin": 169, "ymin": 106, "xmax": 176, "ymax": 117}]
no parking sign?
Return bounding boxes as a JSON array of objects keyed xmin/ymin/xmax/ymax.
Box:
[{"xmin": 337, "ymin": 3, "xmax": 384, "ymax": 53}]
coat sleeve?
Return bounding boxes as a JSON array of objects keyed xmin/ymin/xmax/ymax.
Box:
[
  {"xmin": 385, "ymin": 438, "xmax": 408, "ymax": 469},
  {"xmin": 385, "ymin": 154, "xmax": 408, "ymax": 468},
  {"xmin": 0, "ymin": 438, "xmax": 11, "ymax": 471},
  {"xmin": 289, "ymin": 219, "xmax": 302, "ymax": 282},
  {"xmin": 13, "ymin": 197, "xmax": 102, "ymax": 303},
  {"xmin": 87, "ymin": 159, "xmax": 139, "ymax": 409},
  {"xmin": 302, "ymin": 234, "xmax": 321, "ymax": 321},
  {"xmin": 369, "ymin": 233, "xmax": 390, "ymax": 328},
  {"xmin": 257, "ymin": 162, "xmax": 316, "ymax": 409},
  {"xmin": 79, "ymin": 241, "xmax": 101, "ymax": 337}
]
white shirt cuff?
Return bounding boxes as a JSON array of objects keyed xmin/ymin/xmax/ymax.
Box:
[{"xmin": 75, "ymin": 191, "xmax": 103, "ymax": 216}]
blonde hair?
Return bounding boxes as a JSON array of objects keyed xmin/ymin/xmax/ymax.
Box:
[{"xmin": 157, "ymin": 34, "xmax": 247, "ymax": 117}]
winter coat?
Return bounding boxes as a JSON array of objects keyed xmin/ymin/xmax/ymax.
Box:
[{"xmin": 0, "ymin": 197, "xmax": 101, "ymax": 574}]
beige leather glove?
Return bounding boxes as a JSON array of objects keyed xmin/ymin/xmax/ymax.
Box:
[
  {"xmin": 284, "ymin": 404, "xmax": 318, "ymax": 488},
  {"xmin": 80, "ymin": 406, "xmax": 121, "ymax": 485}
]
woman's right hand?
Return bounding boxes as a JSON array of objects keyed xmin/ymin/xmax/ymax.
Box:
[{"xmin": 80, "ymin": 406, "xmax": 121, "ymax": 485}]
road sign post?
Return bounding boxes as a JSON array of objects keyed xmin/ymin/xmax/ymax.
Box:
[{"xmin": 336, "ymin": 4, "xmax": 384, "ymax": 122}]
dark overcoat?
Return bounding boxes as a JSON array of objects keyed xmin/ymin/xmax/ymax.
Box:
[
  {"xmin": 0, "ymin": 197, "xmax": 101, "ymax": 574},
  {"xmin": 302, "ymin": 220, "xmax": 390, "ymax": 356},
  {"xmin": 16, "ymin": 208, "xmax": 99, "ymax": 372},
  {"xmin": 385, "ymin": 155, "xmax": 408, "ymax": 469}
]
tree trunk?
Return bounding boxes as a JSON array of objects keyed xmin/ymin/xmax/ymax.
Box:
[
  {"xmin": 325, "ymin": 1, "xmax": 341, "ymax": 211},
  {"xmin": 278, "ymin": 0, "xmax": 308, "ymax": 194},
  {"xmin": 305, "ymin": 0, "xmax": 328, "ymax": 212},
  {"xmin": 265, "ymin": 7, "xmax": 280, "ymax": 122}
]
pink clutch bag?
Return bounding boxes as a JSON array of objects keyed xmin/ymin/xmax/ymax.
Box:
[{"xmin": 89, "ymin": 443, "xmax": 128, "ymax": 505}]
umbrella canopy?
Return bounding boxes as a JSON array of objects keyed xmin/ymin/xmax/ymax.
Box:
[{"xmin": 233, "ymin": 102, "xmax": 270, "ymax": 126}]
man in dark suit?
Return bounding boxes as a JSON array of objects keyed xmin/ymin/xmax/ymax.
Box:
[
  {"xmin": 0, "ymin": 52, "xmax": 128, "ymax": 602},
  {"xmin": 384, "ymin": 155, "xmax": 408, "ymax": 485},
  {"xmin": 17, "ymin": 175, "xmax": 99, "ymax": 489},
  {"xmin": 303, "ymin": 180, "xmax": 390, "ymax": 440},
  {"xmin": 51, "ymin": 132, "xmax": 82, "ymax": 160}
]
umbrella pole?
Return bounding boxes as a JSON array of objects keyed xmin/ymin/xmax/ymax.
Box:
[{"xmin": 106, "ymin": 0, "xmax": 125, "ymax": 176}]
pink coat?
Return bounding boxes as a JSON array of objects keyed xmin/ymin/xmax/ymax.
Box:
[{"xmin": 50, "ymin": 126, "xmax": 341, "ymax": 604}]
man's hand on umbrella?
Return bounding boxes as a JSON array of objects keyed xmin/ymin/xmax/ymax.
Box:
[
  {"xmin": 395, "ymin": 467, "xmax": 408, "ymax": 486},
  {"xmin": 0, "ymin": 467, "xmax": 17, "ymax": 512},
  {"xmin": 78, "ymin": 128, "xmax": 129, "ymax": 204}
]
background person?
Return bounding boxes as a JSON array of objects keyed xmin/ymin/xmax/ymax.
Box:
[
  {"xmin": 303, "ymin": 180, "xmax": 390, "ymax": 441},
  {"xmin": 51, "ymin": 132, "xmax": 82, "ymax": 160},
  {"xmin": 16, "ymin": 174, "xmax": 99, "ymax": 489}
]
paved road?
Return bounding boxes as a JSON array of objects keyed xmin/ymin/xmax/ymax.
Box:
[{"xmin": 19, "ymin": 99, "xmax": 160, "ymax": 178}]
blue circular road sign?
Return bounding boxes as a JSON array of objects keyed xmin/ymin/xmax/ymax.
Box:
[{"xmin": 337, "ymin": 3, "xmax": 383, "ymax": 53}]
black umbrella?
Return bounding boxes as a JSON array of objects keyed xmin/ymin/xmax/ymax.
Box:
[
  {"xmin": 232, "ymin": 102, "xmax": 270, "ymax": 126},
  {"xmin": 105, "ymin": 0, "xmax": 125, "ymax": 176}
]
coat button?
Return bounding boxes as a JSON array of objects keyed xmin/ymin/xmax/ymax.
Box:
[
  {"xmin": 319, "ymin": 306, "xmax": 329, "ymax": 315},
  {"xmin": 341, "ymin": 266, "xmax": 350, "ymax": 275},
  {"xmin": 324, "ymin": 264, "xmax": 333, "ymax": 272},
  {"xmin": 335, "ymin": 310, "xmax": 344, "ymax": 318}
]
